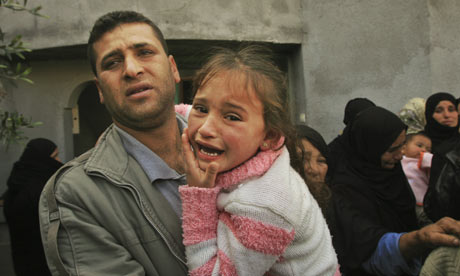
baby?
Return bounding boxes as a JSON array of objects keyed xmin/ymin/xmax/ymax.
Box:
[{"xmin": 401, "ymin": 131, "xmax": 432, "ymax": 223}]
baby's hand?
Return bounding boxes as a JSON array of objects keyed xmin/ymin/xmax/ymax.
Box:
[{"xmin": 182, "ymin": 128, "xmax": 219, "ymax": 188}]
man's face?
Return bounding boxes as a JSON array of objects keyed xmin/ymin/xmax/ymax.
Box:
[{"xmin": 93, "ymin": 23, "xmax": 180, "ymax": 130}]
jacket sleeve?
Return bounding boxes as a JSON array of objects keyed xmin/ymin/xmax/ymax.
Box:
[
  {"xmin": 180, "ymin": 186, "xmax": 295, "ymax": 276},
  {"xmin": 39, "ymin": 169, "xmax": 145, "ymax": 276}
]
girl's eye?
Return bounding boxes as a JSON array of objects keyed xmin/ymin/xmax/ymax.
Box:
[
  {"xmin": 434, "ymin": 107, "xmax": 444, "ymax": 113},
  {"xmin": 225, "ymin": 114, "xmax": 241, "ymax": 121},
  {"xmin": 193, "ymin": 105, "xmax": 208, "ymax": 114},
  {"xmin": 448, "ymin": 106, "xmax": 457, "ymax": 112}
]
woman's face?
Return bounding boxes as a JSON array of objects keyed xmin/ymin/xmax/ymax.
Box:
[
  {"xmin": 380, "ymin": 130, "xmax": 406, "ymax": 169},
  {"xmin": 50, "ymin": 148, "xmax": 61, "ymax": 162},
  {"xmin": 432, "ymin": 100, "xmax": 458, "ymax": 127},
  {"xmin": 301, "ymin": 139, "xmax": 328, "ymax": 182}
]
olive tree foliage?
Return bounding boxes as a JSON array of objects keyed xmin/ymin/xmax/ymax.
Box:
[{"xmin": 0, "ymin": 0, "xmax": 45, "ymax": 149}]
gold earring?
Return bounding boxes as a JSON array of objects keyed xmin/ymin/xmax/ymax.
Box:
[{"xmin": 263, "ymin": 142, "xmax": 268, "ymax": 148}]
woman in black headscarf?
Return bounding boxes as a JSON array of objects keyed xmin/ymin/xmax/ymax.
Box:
[
  {"xmin": 423, "ymin": 92, "xmax": 460, "ymax": 222},
  {"xmin": 424, "ymin": 92, "xmax": 459, "ymax": 155},
  {"xmin": 296, "ymin": 125, "xmax": 329, "ymax": 183},
  {"xmin": 329, "ymin": 106, "xmax": 460, "ymax": 276},
  {"xmin": 327, "ymin": 97, "xmax": 376, "ymax": 182},
  {"xmin": 296, "ymin": 125, "xmax": 331, "ymax": 215},
  {"xmin": 3, "ymin": 138, "xmax": 63, "ymax": 276}
]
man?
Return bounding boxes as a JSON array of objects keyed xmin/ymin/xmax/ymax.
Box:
[{"xmin": 39, "ymin": 11, "xmax": 188, "ymax": 275}]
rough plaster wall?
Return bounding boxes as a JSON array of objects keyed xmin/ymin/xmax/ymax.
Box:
[
  {"xmin": 301, "ymin": 0, "xmax": 433, "ymax": 142},
  {"xmin": 0, "ymin": 0, "xmax": 302, "ymax": 49},
  {"xmin": 428, "ymin": 0, "xmax": 460, "ymax": 94}
]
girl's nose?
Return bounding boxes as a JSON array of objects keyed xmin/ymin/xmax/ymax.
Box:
[{"xmin": 198, "ymin": 116, "xmax": 218, "ymax": 138}]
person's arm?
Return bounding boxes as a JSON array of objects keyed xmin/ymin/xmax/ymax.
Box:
[
  {"xmin": 180, "ymin": 185, "xmax": 296, "ymax": 276},
  {"xmin": 400, "ymin": 217, "xmax": 460, "ymax": 260},
  {"xmin": 362, "ymin": 233, "xmax": 422, "ymax": 276},
  {"xmin": 39, "ymin": 172, "xmax": 145, "ymax": 276}
]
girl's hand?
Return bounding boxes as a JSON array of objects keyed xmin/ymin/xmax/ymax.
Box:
[{"xmin": 182, "ymin": 128, "xmax": 219, "ymax": 188}]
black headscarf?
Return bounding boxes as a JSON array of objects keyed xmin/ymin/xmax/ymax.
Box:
[
  {"xmin": 343, "ymin": 97, "xmax": 376, "ymax": 125},
  {"xmin": 3, "ymin": 138, "xmax": 63, "ymax": 276},
  {"xmin": 424, "ymin": 92, "xmax": 460, "ymax": 155},
  {"xmin": 296, "ymin": 125, "xmax": 328, "ymax": 161},
  {"xmin": 6, "ymin": 138, "xmax": 62, "ymax": 194},
  {"xmin": 328, "ymin": 98, "xmax": 376, "ymax": 182},
  {"xmin": 329, "ymin": 107, "xmax": 418, "ymax": 275}
]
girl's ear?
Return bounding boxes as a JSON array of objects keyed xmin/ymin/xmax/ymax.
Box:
[{"xmin": 260, "ymin": 130, "xmax": 281, "ymax": 151}]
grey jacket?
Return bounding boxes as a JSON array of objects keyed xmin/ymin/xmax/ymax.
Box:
[{"xmin": 39, "ymin": 125, "xmax": 188, "ymax": 276}]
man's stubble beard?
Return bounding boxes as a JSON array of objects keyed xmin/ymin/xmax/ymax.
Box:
[{"xmin": 105, "ymin": 85, "xmax": 177, "ymax": 132}]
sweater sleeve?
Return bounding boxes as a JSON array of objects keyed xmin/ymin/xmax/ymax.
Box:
[{"xmin": 180, "ymin": 185, "xmax": 295, "ymax": 276}]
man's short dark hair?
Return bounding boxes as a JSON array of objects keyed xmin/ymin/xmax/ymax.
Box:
[{"xmin": 87, "ymin": 11, "xmax": 169, "ymax": 76}]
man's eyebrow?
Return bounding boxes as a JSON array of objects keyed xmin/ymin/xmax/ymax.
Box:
[{"xmin": 132, "ymin": 42, "xmax": 149, "ymax": 49}]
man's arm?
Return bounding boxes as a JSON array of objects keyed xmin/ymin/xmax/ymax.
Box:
[{"xmin": 39, "ymin": 168, "xmax": 145, "ymax": 276}]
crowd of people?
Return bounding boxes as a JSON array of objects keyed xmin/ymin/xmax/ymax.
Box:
[{"xmin": 3, "ymin": 10, "xmax": 460, "ymax": 276}]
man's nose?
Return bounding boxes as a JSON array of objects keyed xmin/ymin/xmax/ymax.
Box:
[{"xmin": 124, "ymin": 55, "xmax": 143, "ymax": 78}]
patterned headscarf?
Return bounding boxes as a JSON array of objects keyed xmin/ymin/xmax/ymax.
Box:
[{"xmin": 398, "ymin": 97, "xmax": 426, "ymax": 135}]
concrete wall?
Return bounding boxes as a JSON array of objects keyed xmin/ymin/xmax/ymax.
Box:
[
  {"xmin": 301, "ymin": 0, "xmax": 434, "ymax": 141},
  {"xmin": 428, "ymin": 0, "xmax": 460, "ymax": 93},
  {"xmin": 0, "ymin": 0, "xmax": 303, "ymax": 49}
]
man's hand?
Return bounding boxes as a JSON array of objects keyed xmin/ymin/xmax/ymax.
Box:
[{"xmin": 400, "ymin": 217, "xmax": 460, "ymax": 260}]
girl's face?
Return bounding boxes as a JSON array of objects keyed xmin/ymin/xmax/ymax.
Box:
[
  {"xmin": 301, "ymin": 139, "xmax": 328, "ymax": 182},
  {"xmin": 403, "ymin": 135, "xmax": 432, "ymax": 158},
  {"xmin": 432, "ymin": 100, "xmax": 458, "ymax": 127},
  {"xmin": 187, "ymin": 72, "xmax": 270, "ymax": 173}
]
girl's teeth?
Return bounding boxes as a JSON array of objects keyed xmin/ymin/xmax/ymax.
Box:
[{"xmin": 200, "ymin": 148, "xmax": 219, "ymax": 156}]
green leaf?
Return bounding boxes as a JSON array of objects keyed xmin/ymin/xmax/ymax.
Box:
[
  {"xmin": 21, "ymin": 66, "xmax": 31, "ymax": 75},
  {"xmin": 18, "ymin": 77, "xmax": 33, "ymax": 84},
  {"xmin": 16, "ymin": 52, "xmax": 25, "ymax": 59}
]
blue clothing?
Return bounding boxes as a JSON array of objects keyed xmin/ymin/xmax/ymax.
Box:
[
  {"xmin": 362, "ymin": 232, "xmax": 422, "ymax": 275},
  {"xmin": 114, "ymin": 115, "xmax": 187, "ymax": 218}
]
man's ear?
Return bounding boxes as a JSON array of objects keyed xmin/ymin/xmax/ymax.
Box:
[
  {"xmin": 260, "ymin": 130, "xmax": 281, "ymax": 151},
  {"xmin": 168, "ymin": 55, "xmax": 181, "ymax": 84},
  {"xmin": 94, "ymin": 78, "xmax": 104, "ymax": 104}
]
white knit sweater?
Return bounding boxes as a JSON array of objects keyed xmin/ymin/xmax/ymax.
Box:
[{"xmin": 180, "ymin": 146, "xmax": 338, "ymax": 276}]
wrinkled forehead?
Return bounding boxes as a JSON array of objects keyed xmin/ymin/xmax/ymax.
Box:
[{"xmin": 93, "ymin": 23, "xmax": 163, "ymax": 61}]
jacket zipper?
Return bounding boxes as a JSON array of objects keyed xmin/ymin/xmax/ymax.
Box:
[{"xmin": 88, "ymin": 171, "xmax": 187, "ymax": 266}]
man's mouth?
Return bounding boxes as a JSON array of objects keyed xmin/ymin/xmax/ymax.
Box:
[{"xmin": 126, "ymin": 84, "xmax": 153, "ymax": 96}]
